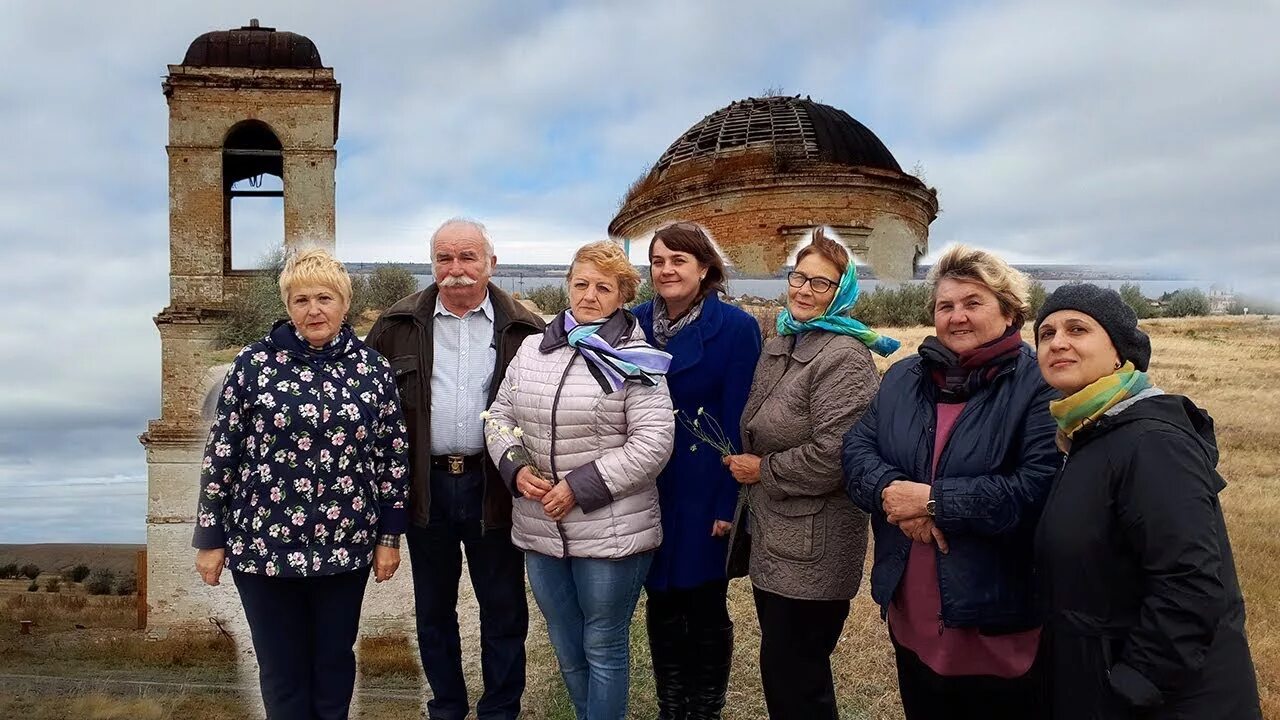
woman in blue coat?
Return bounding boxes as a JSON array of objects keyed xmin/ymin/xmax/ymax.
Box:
[{"xmin": 633, "ymin": 222, "xmax": 762, "ymax": 720}]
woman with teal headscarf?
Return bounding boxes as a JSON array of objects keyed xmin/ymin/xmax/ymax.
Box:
[{"xmin": 723, "ymin": 228, "xmax": 894, "ymax": 720}]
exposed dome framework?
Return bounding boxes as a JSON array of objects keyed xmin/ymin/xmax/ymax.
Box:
[{"xmin": 652, "ymin": 95, "xmax": 902, "ymax": 176}]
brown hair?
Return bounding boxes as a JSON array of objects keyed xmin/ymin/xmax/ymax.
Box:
[
  {"xmin": 648, "ymin": 222, "xmax": 728, "ymax": 297},
  {"xmin": 925, "ymin": 244, "xmax": 1031, "ymax": 327},
  {"xmin": 795, "ymin": 227, "xmax": 850, "ymax": 276},
  {"xmin": 567, "ymin": 241, "xmax": 643, "ymax": 302}
]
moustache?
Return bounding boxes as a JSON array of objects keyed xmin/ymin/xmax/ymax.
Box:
[{"xmin": 439, "ymin": 275, "xmax": 478, "ymax": 288}]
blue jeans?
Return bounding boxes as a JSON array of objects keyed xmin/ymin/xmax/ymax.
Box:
[{"xmin": 525, "ymin": 551, "xmax": 654, "ymax": 720}]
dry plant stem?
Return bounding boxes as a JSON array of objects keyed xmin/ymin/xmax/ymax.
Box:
[{"xmin": 677, "ymin": 409, "xmax": 737, "ymax": 456}]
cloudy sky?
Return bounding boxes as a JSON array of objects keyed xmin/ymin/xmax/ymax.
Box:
[{"xmin": 2, "ymin": 1, "xmax": 1277, "ymax": 543}]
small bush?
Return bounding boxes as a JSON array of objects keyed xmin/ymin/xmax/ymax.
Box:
[
  {"xmin": 219, "ymin": 247, "xmax": 286, "ymax": 348},
  {"xmin": 628, "ymin": 280, "xmax": 655, "ymax": 309},
  {"xmin": 27, "ymin": 581, "xmax": 38, "ymax": 592},
  {"xmin": 347, "ymin": 273, "xmax": 371, "ymax": 320},
  {"xmin": 45, "ymin": 577, "xmax": 61, "ymax": 593},
  {"xmin": 116, "ymin": 573, "xmax": 138, "ymax": 596},
  {"xmin": 364, "ymin": 265, "xmax": 418, "ymax": 311},
  {"xmin": 85, "ymin": 568, "xmax": 116, "ymax": 596},
  {"xmin": 1118, "ymin": 282, "xmax": 1156, "ymax": 319},
  {"xmin": 527, "ymin": 284, "xmax": 569, "ymax": 314},
  {"xmin": 1027, "ymin": 280, "xmax": 1048, "ymax": 322},
  {"xmin": 20, "ymin": 564, "xmax": 40, "ymax": 580},
  {"xmin": 1162, "ymin": 288, "xmax": 1211, "ymax": 317},
  {"xmin": 851, "ymin": 284, "xmax": 934, "ymax": 327},
  {"xmin": 67, "ymin": 564, "xmax": 91, "ymax": 583},
  {"xmin": 0, "ymin": 563, "xmax": 16, "ymax": 579}
]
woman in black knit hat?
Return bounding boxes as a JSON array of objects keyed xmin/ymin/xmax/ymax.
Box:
[{"xmin": 1034, "ymin": 284, "xmax": 1260, "ymax": 719}]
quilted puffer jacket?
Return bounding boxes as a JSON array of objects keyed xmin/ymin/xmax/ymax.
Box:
[{"xmin": 484, "ymin": 309, "xmax": 674, "ymax": 559}]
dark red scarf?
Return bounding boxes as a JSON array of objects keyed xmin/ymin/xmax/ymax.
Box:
[{"xmin": 918, "ymin": 326, "xmax": 1024, "ymax": 402}]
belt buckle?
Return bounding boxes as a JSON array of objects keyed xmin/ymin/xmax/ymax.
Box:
[{"xmin": 447, "ymin": 454, "xmax": 465, "ymax": 475}]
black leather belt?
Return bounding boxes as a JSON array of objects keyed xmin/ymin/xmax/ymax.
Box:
[{"xmin": 430, "ymin": 453, "xmax": 484, "ymax": 475}]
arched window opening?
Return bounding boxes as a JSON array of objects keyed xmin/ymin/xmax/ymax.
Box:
[{"xmin": 224, "ymin": 120, "xmax": 284, "ymax": 271}]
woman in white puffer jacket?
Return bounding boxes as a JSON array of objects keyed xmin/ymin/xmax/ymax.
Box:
[{"xmin": 485, "ymin": 240, "xmax": 674, "ymax": 720}]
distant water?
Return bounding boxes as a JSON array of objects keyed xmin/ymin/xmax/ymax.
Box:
[{"xmin": 416, "ymin": 275, "xmax": 1210, "ymax": 299}]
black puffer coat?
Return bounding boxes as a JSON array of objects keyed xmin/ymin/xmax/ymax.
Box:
[{"xmin": 1036, "ymin": 393, "xmax": 1260, "ymax": 719}]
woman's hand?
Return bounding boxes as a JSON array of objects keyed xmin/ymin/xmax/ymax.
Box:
[
  {"xmin": 373, "ymin": 546, "xmax": 400, "ymax": 583},
  {"xmin": 723, "ymin": 454, "xmax": 762, "ymax": 484},
  {"xmin": 882, "ymin": 480, "xmax": 932, "ymax": 524},
  {"xmin": 541, "ymin": 481, "xmax": 577, "ymax": 521},
  {"xmin": 195, "ymin": 548, "xmax": 226, "ymax": 586},
  {"xmin": 516, "ymin": 466, "xmax": 553, "ymax": 500},
  {"xmin": 711, "ymin": 520, "xmax": 733, "ymax": 537},
  {"xmin": 898, "ymin": 517, "xmax": 950, "ymax": 554}
]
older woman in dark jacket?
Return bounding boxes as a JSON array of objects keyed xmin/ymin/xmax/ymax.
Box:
[
  {"xmin": 1034, "ymin": 284, "xmax": 1260, "ymax": 719},
  {"xmin": 843, "ymin": 245, "xmax": 1059, "ymax": 720},
  {"xmin": 723, "ymin": 228, "xmax": 891, "ymax": 720},
  {"xmin": 632, "ymin": 223, "xmax": 762, "ymax": 720},
  {"xmin": 194, "ymin": 249, "xmax": 410, "ymax": 720}
]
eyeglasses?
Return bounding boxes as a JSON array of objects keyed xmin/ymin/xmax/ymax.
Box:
[{"xmin": 786, "ymin": 271, "xmax": 837, "ymax": 294}]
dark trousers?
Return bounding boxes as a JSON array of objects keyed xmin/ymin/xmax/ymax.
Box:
[
  {"xmin": 647, "ymin": 579, "xmax": 732, "ymax": 630},
  {"xmin": 233, "ymin": 567, "xmax": 370, "ymax": 720},
  {"xmin": 647, "ymin": 579, "xmax": 733, "ymax": 718},
  {"xmin": 407, "ymin": 468, "xmax": 528, "ymax": 720},
  {"xmin": 753, "ymin": 586, "xmax": 849, "ymax": 720},
  {"xmin": 892, "ymin": 632, "xmax": 1045, "ymax": 720}
]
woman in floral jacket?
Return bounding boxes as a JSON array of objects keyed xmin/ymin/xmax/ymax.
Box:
[{"xmin": 193, "ymin": 249, "xmax": 409, "ymax": 720}]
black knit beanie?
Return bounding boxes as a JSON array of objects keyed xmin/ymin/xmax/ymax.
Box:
[{"xmin": 1034, "ymin": 284, "xmax": 1152, "ymax": 371}]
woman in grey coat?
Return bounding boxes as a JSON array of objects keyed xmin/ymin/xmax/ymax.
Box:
[
  {"xmin": 724, "ymin": 228, "xmax": 894, "ymax": 720},
  {"xmin": 485, "ymin": 240, "xmax": 674, "ymax": 720}
]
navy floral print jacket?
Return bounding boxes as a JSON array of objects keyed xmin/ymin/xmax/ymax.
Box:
[{"xmin": 192, "ymin": 320, "xmax": 410, "ymax": 578}]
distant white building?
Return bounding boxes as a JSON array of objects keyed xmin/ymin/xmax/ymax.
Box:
[{"xmin": 1208, "ymin": 284, "xmax": 1236, "ymax": 315}]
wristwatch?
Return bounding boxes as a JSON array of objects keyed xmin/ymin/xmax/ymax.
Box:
[{"xmin": 925, "ymin": 499, "xmax": 937, "ymax": 517}]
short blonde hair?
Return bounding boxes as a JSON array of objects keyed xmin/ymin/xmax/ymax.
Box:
[
  {"xmin": 567, "ymin": 241, "xmax": 641, "ymax": 303},
  {"xmin": 926, "ymin": 244, "xmax": 1030, "ymax": 326},
  {"xmin": 278, "ymin": 248, "xmax": 353, "ymax": 307}
]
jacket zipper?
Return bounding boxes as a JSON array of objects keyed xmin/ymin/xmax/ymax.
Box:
[{"xmin": 548, "ymin": 353, "xmax": 579, "ymax": 559}]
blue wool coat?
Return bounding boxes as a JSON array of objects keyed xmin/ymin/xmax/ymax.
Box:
[{"xmin": 634, "ymin": 294, "xmax": 762, "ymax": 591}]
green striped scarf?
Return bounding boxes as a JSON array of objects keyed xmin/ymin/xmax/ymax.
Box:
[{"xmin": 1049, "ymin": 361, "xmax": 1151, "ymax": 439}]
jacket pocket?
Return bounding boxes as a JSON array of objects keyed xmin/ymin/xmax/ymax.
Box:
[
  {"xmin": 762, "ymin": 496, "xmax": 827, "ymax": 564},
  {"xmin": 390, "ymin": 355, "xmax": 419, "ymax": 410}
]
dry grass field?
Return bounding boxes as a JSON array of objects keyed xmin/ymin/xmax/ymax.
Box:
[
  {"xmin": 4, "ymin": 316, "xmax": 1276, "ymax": 718},
  {"xmin": 0, "ymin": 544, "xmax": 142, "ymax": 577}
]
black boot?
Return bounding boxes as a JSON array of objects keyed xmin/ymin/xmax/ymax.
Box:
[
  {"xmin": 647, "ymin": 600, "xmax": 688, "ymax": 720},
  {"xmin": 686, "ymin": 622, "xmax": 733, "ymax": 720}
]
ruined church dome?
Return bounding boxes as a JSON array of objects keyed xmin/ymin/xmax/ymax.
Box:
[
  {"xmin": 651, "ymin": 95, "xmax": 902, "ymax": 176},
  {"xmin": 610, "ymin": 94, "xmax": 936, "ymax": 278},
  {"xmin": 182, "ymin": 20, "xmax": 323, "ymax": 69}
]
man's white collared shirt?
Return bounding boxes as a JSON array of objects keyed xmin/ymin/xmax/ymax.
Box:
[{"xmin": 430, "ymin": 292, "xmax": 496, "ymax": 455}]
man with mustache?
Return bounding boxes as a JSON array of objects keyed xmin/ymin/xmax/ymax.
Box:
[{"xmin": 366, "ymin": 218, "xmax": 545, "ymax": 720}]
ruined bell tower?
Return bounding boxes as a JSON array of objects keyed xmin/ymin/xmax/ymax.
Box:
[{"xmin": 141, "ymin": 20, "xmax": 339, "ymax": 630}]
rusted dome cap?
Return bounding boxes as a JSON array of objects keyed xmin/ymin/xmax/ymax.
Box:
[{"xmin": 182, "ymin": 19, "xmax": 322, "ymax": 69}]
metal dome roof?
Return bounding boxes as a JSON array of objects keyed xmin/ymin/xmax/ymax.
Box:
[
  {"xmin": 653, "ymin": 95, "xmax": 901, "ymax": 175},
  {"xmin": 182, "ymin": 19, "xmax": 322, "ymax": 69}
]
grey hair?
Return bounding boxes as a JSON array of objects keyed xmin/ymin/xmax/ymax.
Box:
[{"xmin": 430, "ymin": 217, "xmax": 495, "ymax": 258}]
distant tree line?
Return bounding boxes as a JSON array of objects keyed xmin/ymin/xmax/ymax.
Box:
[
  {"xmin": 4, "ymin": 562, "xmax": 137, "ymax": 595},
  {"xmin": 731, "ymin": 280, "xmax": 1218, "ymax": 329}
]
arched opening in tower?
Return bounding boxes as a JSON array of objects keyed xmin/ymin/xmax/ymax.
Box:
[{"xmin": 223, "ymin": 120, "xmax": 284, "ymax": 271}]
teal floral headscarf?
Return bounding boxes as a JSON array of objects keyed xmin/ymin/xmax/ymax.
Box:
[{"xmin": 776, "ymin": 262, "xmax": 901, "ymax": 357}]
